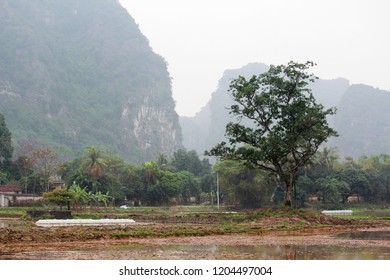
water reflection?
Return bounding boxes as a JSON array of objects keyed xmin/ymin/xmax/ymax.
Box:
[
  {"xmin": 3, "ymin": 243, "xmax": 389, "ymax": 260},
  {"xmin": 0, "ymin": 219, "xmax": 32, "ymax": 228},
  {"xmin": 336, "ymin": 231, "xmax": 390, "ymax": 240},
  {"xmin": 107, "ymin": 243, "xmax": 390, "ymax": 260},
  {"xmin": 0, "ymin": 220, "xmax": 12, "ymax": 228}
]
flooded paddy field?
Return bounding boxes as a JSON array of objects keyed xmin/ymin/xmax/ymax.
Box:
[
  {"xmin": 1, "ymin": 209, "xmax": 389, "ymax": 260},
  {"xmin": 1, "ymin": 228, "xmax": 390, "ymax": 260}
]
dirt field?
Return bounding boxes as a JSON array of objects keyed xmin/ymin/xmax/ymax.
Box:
[{"xmin": 1, "ymin": 210, "xmax": 389, "ymax": 259}]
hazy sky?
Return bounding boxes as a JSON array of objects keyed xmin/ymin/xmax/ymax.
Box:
[{"xmin": 119, "ymin": 0, "xmax": 390, "ymax": 117}]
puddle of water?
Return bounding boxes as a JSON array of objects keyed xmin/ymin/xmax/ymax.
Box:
[
  {"xmin": 0, "ymin": 220, "xmax": 17, "ymax": 228},
  {"xmin": 4, "ymin": 244, "xmax": 389, "ymax": 260},
  {"xmin": 102, "ymin": 243, "xmax": 390, "ymax": 260},
  {"xmin": 0, "ymin": 219, "xmax": 33, "ymax": 228},
  {"xmin": 335, "ymin": 231, "xmax": 390, "ymax": 240}
]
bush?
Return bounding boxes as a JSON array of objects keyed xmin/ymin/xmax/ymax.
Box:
[{"xmin": 43, "ymin": 188, "xmax": 75, "ymax": 210}]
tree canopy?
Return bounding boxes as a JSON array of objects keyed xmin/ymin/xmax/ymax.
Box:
[{"xmin": 206, "ymin": 61, "xmax": 338, "ymax": 206}]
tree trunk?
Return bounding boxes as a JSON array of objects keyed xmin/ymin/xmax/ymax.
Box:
[
  {"xmin": 283, "ymin": 171, "xmax": 296, "ymax": 207},
  {"xmin": 285, "ymin": 184, "xmax": 293, "ymax": 206}
]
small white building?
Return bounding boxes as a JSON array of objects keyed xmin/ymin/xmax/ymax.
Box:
[
  {"xmin": 0, "ymin": 185, "xmax": 42, "ymax": 207},
  {"xmin": 0, "ymin": 185, "xmax": 21, "ymax": 207}
]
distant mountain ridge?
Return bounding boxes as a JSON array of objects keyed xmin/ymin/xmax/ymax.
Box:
[
  {"xmin": 180, "ymin": 63, "xmax": 390, "ymax": 159},
  {"xmin": 0, "ymin": 0, "xmax": 182, "ymax": 162},
  {"xmin": 330, "ymin": 84, "xmax": 390, "ymax": 158}
]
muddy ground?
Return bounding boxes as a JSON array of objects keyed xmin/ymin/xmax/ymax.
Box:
[{"xmin": 1, "ymin": 210, "xmax": 389, "ymax": 260}]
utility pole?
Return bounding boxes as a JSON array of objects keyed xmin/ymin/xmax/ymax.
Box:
[{"xmin": 216, "ymin": 171, "xmax": 220, "ymax": 210}]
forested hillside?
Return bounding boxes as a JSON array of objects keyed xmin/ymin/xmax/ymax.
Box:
[{"xmin": 0, "ymin": 0, "xmax": 182, "ymax": 162}]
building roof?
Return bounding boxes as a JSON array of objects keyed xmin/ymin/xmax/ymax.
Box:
[{"xmin": 0, "ymin": 185, "xmax": 21, "ymax": 193}]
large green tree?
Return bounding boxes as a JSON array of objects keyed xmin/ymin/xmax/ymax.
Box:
[
  {"xmin": 171, "ymin": 149, "xmax": 211, "ymax": 176},
  {"xmin": 206, "ymin": 61, "xmax": 338, "ymax": 206}
]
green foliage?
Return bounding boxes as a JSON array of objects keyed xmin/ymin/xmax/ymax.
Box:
[
  {"xmin": 89, "ymin": 191, "xmax": 113, "ymax": 207},
  {"xmin": 215, "ymin": 160, "xmax": 276, "ymax": 208},
  {"xmin": 69, "ymin": 182, "xmax": 89, "ymax": 208},
  {"xmin": 316, "ymin": 177, "xmax": 349, "ymax": 206},
  {"xmin": 43, "ymin": 188, "xmax": 75, "ymax": 210},
  {"xmin": 174, "ymin": 171, "xmax": 201, "ymax": 202},
  {"xmin": 335, "ymin": 169, "xmax": 371, "ymax": 199},
  {"xmin": 297, "ymin": 152, "xmax": 390, "ymax": 207},
  {"xmin": 81, "ymin": 146, "xmax": 107, "ymax": 192},
  {"xmin": 82, "ymin": 147, "xmax": 107, "ymax": 179},
  {"xmin": 61, "ymin": 147, "xmax": 207, "ymax": 206},
  {"xmin": 7, "ymin": 139, "xmax": 390, "ymax": 209},
  {"xmin": 206, "ymin": 61, "xmax": 337, "ymax": 206},
  {"xmin": 171, "ymin": 149, "xmax": 212, "ymax": 176},
  {"xmin": 68, "ymin": 182, "xmax": 112, "ymax": 208}
]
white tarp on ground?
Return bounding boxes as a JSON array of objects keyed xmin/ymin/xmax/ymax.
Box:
[
  {"xmin": 321, "ymin": 210, "xmax": 353, "ymax": 215},
  {"xmin": 36, "ymin": 219, "xmax": 135, "ymax": 227}
]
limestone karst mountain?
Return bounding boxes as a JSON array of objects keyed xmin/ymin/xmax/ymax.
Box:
[
  {"xmin": 330, "ymin": 84, "xmax": 390, "ymax": 158},
  {"xmin": 0, "ymin": 0, "xmax": 182, "ymax": 162}
]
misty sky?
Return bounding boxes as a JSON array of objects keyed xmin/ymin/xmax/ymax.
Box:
[{"xmin": 119, "ymin": 0, "xmax": 390, "ymax": 117}]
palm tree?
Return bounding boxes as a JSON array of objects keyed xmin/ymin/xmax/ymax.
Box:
[
  {"xmin": 142, "ymin": 160, "xmax": 159, "ymax": 187},
  {"xmin": 308, "ymin": 146, "xmax": 339, "ymax": 174},
  {"xmin": 82, "ymin": 146, "xmax": 107, "ymax": 192},
  {"xmin": 156, "ymin": 153, "xmax": 169, "ymax": 170},
  {"xmin": 318, "ymin": 146, "xmax": 339, "ymax": 171}
]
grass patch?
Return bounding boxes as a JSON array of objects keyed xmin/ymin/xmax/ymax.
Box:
[
  {"xmin": 71, "ymin": 214, "xmax": 100, "ymax": 219},
  {"xmin": 110, "ymin": 232, "xmax": 133, "ymax": 238}
]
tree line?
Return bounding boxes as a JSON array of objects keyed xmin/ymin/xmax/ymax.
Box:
[
  {"xmin": 0, "ymin": 130, "xmax": 213, "ymax": 206},
  {"xmin": 215, "ymin": 148, "xmax": 390, "ymax": 208}
]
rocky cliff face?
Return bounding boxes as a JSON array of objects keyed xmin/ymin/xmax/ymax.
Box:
[
  {"xmin": 121, "ymin": 95, "xmax": 181, "ymax": 159},
  {"xmin": 0, "ymin": 0, "xmax": 182, "ymax": 162}
]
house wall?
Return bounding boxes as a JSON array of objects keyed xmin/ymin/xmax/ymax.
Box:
[
  {"xmin": 0, "ymin": 194, "xmax": 11, "ymax": 207},
  {"xmin": 16, "ymin": 195, "xmax": 42, "ymax": 202},
  {"xmin": 14, "ymin": 195, "xmax": 42, "ymax": 206},
  {"xmin": 0, "ymin": 193, "xmax": 42, "ymax": 207}
]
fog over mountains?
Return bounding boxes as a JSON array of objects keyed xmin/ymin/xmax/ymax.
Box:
[
  {"xmin": 0, "ymin": 0, "xmax": 389, "ymax": 163},
  {"xmin": 180, "ymin": 63, "xmax": 390, "ymax": 159},
  {"xmin": 0, "ymin": 0, "xmax": 182, "ymax": 162}
]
